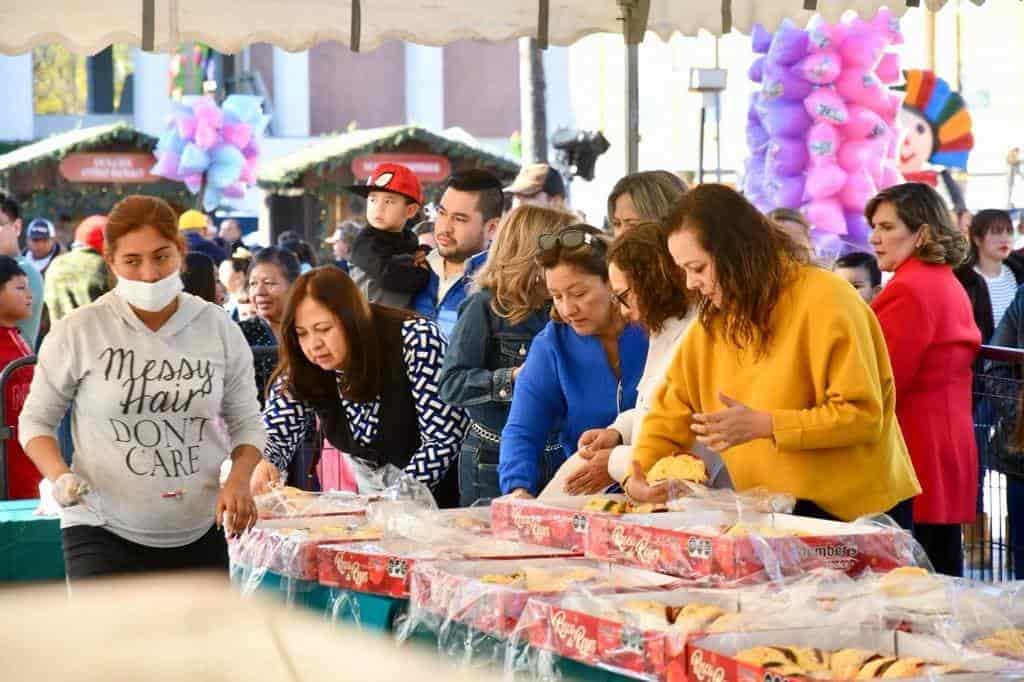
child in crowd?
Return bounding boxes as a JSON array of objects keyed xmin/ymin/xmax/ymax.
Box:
[
  {"xmin": 834, "ymin": 251, "xmax": 883, "ymax": 304},
  {"xmin": 346, "ymin": 164, "xmax": 430, "ymax": 308},
  {"xmin": 0, "ymin": 256, "xmax": 38, "ymax": 498}
]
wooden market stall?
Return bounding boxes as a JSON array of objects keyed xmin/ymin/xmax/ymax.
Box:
[
  {"xmin": 0, "ymin": 122, "xmax": 191, "ymax": 242},
  {"xmin": 257, "ymin": 125, "xmax": 520, "ymax": 245}
]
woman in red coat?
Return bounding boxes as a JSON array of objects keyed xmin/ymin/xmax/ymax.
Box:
[
  {"xmin": 868, "ymin": 183, "xmax": 980, "ymax": 576},
  {"xmin": 0, "ymin": 256, "xmax": 38, "ymax": 498}
]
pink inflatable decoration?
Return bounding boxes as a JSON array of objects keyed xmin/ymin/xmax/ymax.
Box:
[
  {"xmin": 797, "ymin": 52, "xmax": 842, "ymax": 85},
  {"xmin": 840, "ymin": 20, "xmax": 887, "ymax": 69},
  {"xmin": 844, "ymin": 106, "xmax": 889, "ymax": 141},
  {"xmin": 839, "ymin": 169, "xmax": 879, "ymax": 212},
  {"xmin": 804, "ymin": 199, "xmax": 847, "ymax": 235},
  {"xmin": 876, "ymin": 52, "xmax": 901, "ymax": 84},
  {"xmin": 836, "ymin": 69, "xmax": 886, "ymax": 109},
  {"xmin": 807, "ymin": 122, "xmax": 841, "ymax": 163},
  {"xmin": 805, "ymin": 88, "xmax": 849, "ymax": 125},
  {"xmin": 805, "ymin": 164, "xmax": 848, "ymax": 200}
]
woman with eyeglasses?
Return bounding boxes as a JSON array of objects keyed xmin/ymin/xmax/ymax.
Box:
[
  {"xmin": 499, "ymin": 224, "xmax": 648, "ymax": 497},
  {"xmin": 439, "ymin": 205, "xmax": 575, "ymax": 505},
  {"xmin": 552, "ymin": 222, "xmax": 733, "ymax": 495},
  {"xmin": 626, "ymin": 185, "xmax": 920, "ymax": 527}
]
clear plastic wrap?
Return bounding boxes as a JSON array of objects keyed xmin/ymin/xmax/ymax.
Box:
[
  {"xmin": 685, "ymin": 625, "xmax": 1024, "ymax": 681},
  {"xmin": 253, "ymin": 486, "xmax": 373, "ymax": 520},
  {"xmin": 396, "ymin": 557, "xmax": 680, "ymax": 671},
  {"xmin": 585, "ymin": 508, "xmax": 926, "ymax": 585},
  {"xmin": 491, "ymin": 493, "xmax": 677, "ymax": 552},
  {"xmin": 317, "ymin": 533, "xmax": 578, "ymax": 600},
  {"xmin": 503, "ymin": 570, "xmax": 893, "ymax": 682},
  {"xmin": 229, "ymin": 515, "xmax": 385, "ymax": 604},
  {"xmin": 665, "ymin": 484, "xmax": 796, "ymax": 516}
]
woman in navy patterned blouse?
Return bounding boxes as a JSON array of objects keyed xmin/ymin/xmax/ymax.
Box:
[{"xmin": 250, "ymin": 267, "xmax": 469, "ymax": 507}]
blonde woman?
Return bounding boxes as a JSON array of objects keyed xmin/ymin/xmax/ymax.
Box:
[{"xmin": 438, "ymin": 205, "xmax": 575, "ymax": 505}]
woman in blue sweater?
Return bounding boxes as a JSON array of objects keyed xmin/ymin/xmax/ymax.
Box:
[{"xmin": 499, "ymin": 224, "xmax": 648, "ymax": 497}]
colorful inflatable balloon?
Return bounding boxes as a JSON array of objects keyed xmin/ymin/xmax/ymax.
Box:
[
  {"xmin": 151, "ymin": 94, "xmax": 270, "ymax": 211},
  {"xmin": 744, "ymin": 10, "xmax": 905, "ymax": 254}
]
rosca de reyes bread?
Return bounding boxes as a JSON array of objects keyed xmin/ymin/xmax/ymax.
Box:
[{"xmin": 646, "ymin": 453, "xmax": 708, "ymax": 484}]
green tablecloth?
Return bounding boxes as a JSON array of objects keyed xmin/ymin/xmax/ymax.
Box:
[{"xmin": 0, "ymin": 499, "xmax": 64, "ymax": 582}]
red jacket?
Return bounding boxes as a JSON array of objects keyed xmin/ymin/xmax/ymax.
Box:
[
  {"xmin": 0, "ymin": 326, "xmax": 37, "ymax": 499},
  {"xmin": 872, "ymin": 258, "xmax": 980, "ymax": 524}
]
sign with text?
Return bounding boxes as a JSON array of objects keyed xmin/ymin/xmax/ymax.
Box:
[
  {"xmin": 351, "ymin": 153, "xmax": 451, "ymax": 183},
  {"xmin": 59, "ymin": 153, "xmax": 159, "ymax": 183}
]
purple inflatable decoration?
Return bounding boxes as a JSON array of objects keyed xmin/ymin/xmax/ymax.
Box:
[
  {"xmin": 767, "ymin": 137, "xmax": 809, "ymax": 177},
  {"xmin": 752, "ymin": 24, "xmax": 773, "ymax": 54},
  {"xmin": 749, "ymin": 57, "xmax": 766, "ymax": 83},
  {"xmin": 763, "ymin": 62, "xmax": 815, "ymax": 102},
  {"xmin": 763, "ymin": 100, "xmax": 814, "ymax": 138},
  {"xmin": 768, "ymin": 21, "xmax": 810, "ymax": 66},
  {"xmin": 843, "ymin": 210, "xmax": 873, "ymax": 247}
]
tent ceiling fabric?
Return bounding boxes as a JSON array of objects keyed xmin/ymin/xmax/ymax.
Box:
[{"xmin": 0, "ymin": 1, "xmax": 985, "ymax": 56}]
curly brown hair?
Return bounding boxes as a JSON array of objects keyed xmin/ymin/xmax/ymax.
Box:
[
  {"xmin": 865, "ymin": 183, "xmax": 969, "ymax": 267},
  {"xmin": 665, "ymin": 184, "xmax": 810, "ymax": 354},
  {"xmin": 608, "ymin": 222, "xmax": 689, "ymax": 334}
]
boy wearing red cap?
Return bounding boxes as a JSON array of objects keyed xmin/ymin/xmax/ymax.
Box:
[{"xmin": 346, "ymin": 163, "xmax": 430, "ymax": 308}]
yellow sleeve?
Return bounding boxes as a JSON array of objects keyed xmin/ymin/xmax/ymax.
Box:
[
  {"xmin": 632, "ymin": 330, "xmax": 699, "ymax": 474},
  {"xmin": 771, "ymin": 292, "xmax": 886, "ymax": 450}
]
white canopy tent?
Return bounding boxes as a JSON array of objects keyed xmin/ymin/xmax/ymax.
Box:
[{"xmin": 0, "ymin": 0, "xmax": 981, "ymax": 171}]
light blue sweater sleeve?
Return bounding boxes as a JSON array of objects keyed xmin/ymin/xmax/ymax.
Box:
[{"xmin": 499, "ymin": 327, "xmax": 565, "ymax": 495}]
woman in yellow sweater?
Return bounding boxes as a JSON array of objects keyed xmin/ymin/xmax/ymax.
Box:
[{"xmin": 627, "ymin": 184, "xmax": 920, "ymax": 525}]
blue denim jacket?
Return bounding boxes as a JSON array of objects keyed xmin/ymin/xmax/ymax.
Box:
[{"xmin": 439, "ymin": 289, "xmax": 550, "ymax": 434}]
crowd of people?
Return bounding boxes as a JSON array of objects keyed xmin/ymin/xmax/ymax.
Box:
[{"xmin": 0, "ymin": 158, "xmax": 1017, "ymax": 582}]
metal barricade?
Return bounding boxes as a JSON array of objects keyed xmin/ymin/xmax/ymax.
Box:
[
  {"xmin": 969, "ymin": 345, "xmax": 1024, "ymax": 581},
  {"xmin": 0, "ymin": 355, "xmax": 37, "ymax": 500}
]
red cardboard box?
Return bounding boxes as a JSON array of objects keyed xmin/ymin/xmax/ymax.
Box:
[
  {"xmin": 491, "ymin": 494, "xmax": 666, "ymax": 552},
  {"xmin": 524, "ymin": 587, "xmax": 742, "ymax": 681},
  {"xmin": 408, "ymin": 557, "xmax": 680, "ymax": 638},
  {"xmin": 686, "ymin": 627, "xmax": 1021, "ymax": 681},
  {"xmin": 318, "ymin": 535, "xmax": 578, "ymax": 598},
  {"xmin": 587, "ymin": 512, "xmax": 911, "ymax": 584}
]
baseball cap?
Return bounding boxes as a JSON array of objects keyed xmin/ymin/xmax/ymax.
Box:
[
  {"xmin": 346, "ymin": 163, "xmax": 423, "ymax": 205},
  {"xmin": 178, "ymin": 209, "xmax": 207, "ymax": 232},
  {"xmin": 504, "ymin": 163, "xmax": 565, "ymax": 197},
  {"xmin": 27, "ymin": 218, "xmax": 55, "ymax": 240}
]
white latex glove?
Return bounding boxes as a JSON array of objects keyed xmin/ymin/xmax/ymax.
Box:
[{"xmin": 53, "ymin": 473, "xmax": 90, "ymax": 507}]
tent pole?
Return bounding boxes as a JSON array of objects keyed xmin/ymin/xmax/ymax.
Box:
[
  {"xmin": 619, "ymin": 0, "xmax": 649, "ymax": 175},
  {"xmin": 626, "ymin": 42, "xmax": 639, "ymax": 174}
]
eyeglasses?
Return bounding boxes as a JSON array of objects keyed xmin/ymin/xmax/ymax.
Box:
[
  {"xmin": 611, "ymin": 288, "xmax": 632, "ymax": 309},
  {"xmin": 537, "ymin": 226, "xmax": 604, "ymax": 254}
]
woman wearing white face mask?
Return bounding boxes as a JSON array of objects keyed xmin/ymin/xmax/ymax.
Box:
[{"xmin": 19, "ymin": 195, "xmax": 266, "ymax": 580}]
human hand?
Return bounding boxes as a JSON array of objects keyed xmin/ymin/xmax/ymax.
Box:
[
  {"xmin": 249, "ymin": 459, "xmax": 281, "ymax": 496},
  {"xmin": 216, "ymin": 476, "xmax": 257, "ymax": 536},
  {"xmin": 577, "ymin": 428, "xmax": 622, "ymax": 453},
  {"xmin": 512, "ymin": 365, "xmax": 523, "ymax": 381},
  {"xmin": 507, "ymin": 488, "xmax": 533, "ymax": 500},
  {"xmin": 53, "ymin": 472, "xmax": 89, "ymax": 507},
  {"xmin": 690, "ymin": 393, "xmax": 773, "ymax": 452},
  {"xmin": 413, "ymin": 250, "xmax": 428, "ymax": 268},
  {"xmin": 624, "ymin": 461, "xmax": 669, "ymax": 504},
  {"xmin": 566, "ymin": 449, "xmax": 614, "ymax": 495}
]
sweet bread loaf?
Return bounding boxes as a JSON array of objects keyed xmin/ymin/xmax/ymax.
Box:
[{"xmin": 646, "ymin": 454, "xmax": 708, "ymax": 484}]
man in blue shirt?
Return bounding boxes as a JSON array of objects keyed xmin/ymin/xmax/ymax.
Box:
[
  {"xmin": 412, "ymin": 170, "xmax": 504, "ymax": 338},
  {"xmin": 0, "ymin": 193, "xmax": 44, "ymax": 348}
]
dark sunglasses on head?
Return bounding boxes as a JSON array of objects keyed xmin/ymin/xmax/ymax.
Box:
[{"xmin": 537, "ymin": 226, "xmax": 604, "ymax": 253}]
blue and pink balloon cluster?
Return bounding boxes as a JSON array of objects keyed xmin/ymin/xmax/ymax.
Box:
[
  {"xmin": 744, "ymin": 10, "xmax": 905, "ymax": 252},
  {"xmin": 151, "ymin": 95, "xmax": 270, "ymax": 211}
]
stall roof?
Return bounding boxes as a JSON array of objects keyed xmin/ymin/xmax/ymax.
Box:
[
  {"xmin": 0, "ymin": 123, "xmax": 156, "ymax": 179},
  {"xmin": 257, "ymin": 125, "xmax": 519, "ymax": 190},
  {"xmin": 0, "ymin": 1, "xmax": 962, "ymax": 55}
]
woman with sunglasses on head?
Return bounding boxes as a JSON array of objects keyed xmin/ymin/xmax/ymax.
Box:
[
  {"xmin": 499, "ymin": 224, "xmax": 648, "ymax": 498},
  {"xmin": 439, "ymin": 205, "xmax": 575, "ymax": 506},
  {"xmin": 626, "ymin": 185, "xmax": 920, "ymax": 527},
  {"xmin": 553, "ymin": 222, "xmax": 732, "ymax": 495}
]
